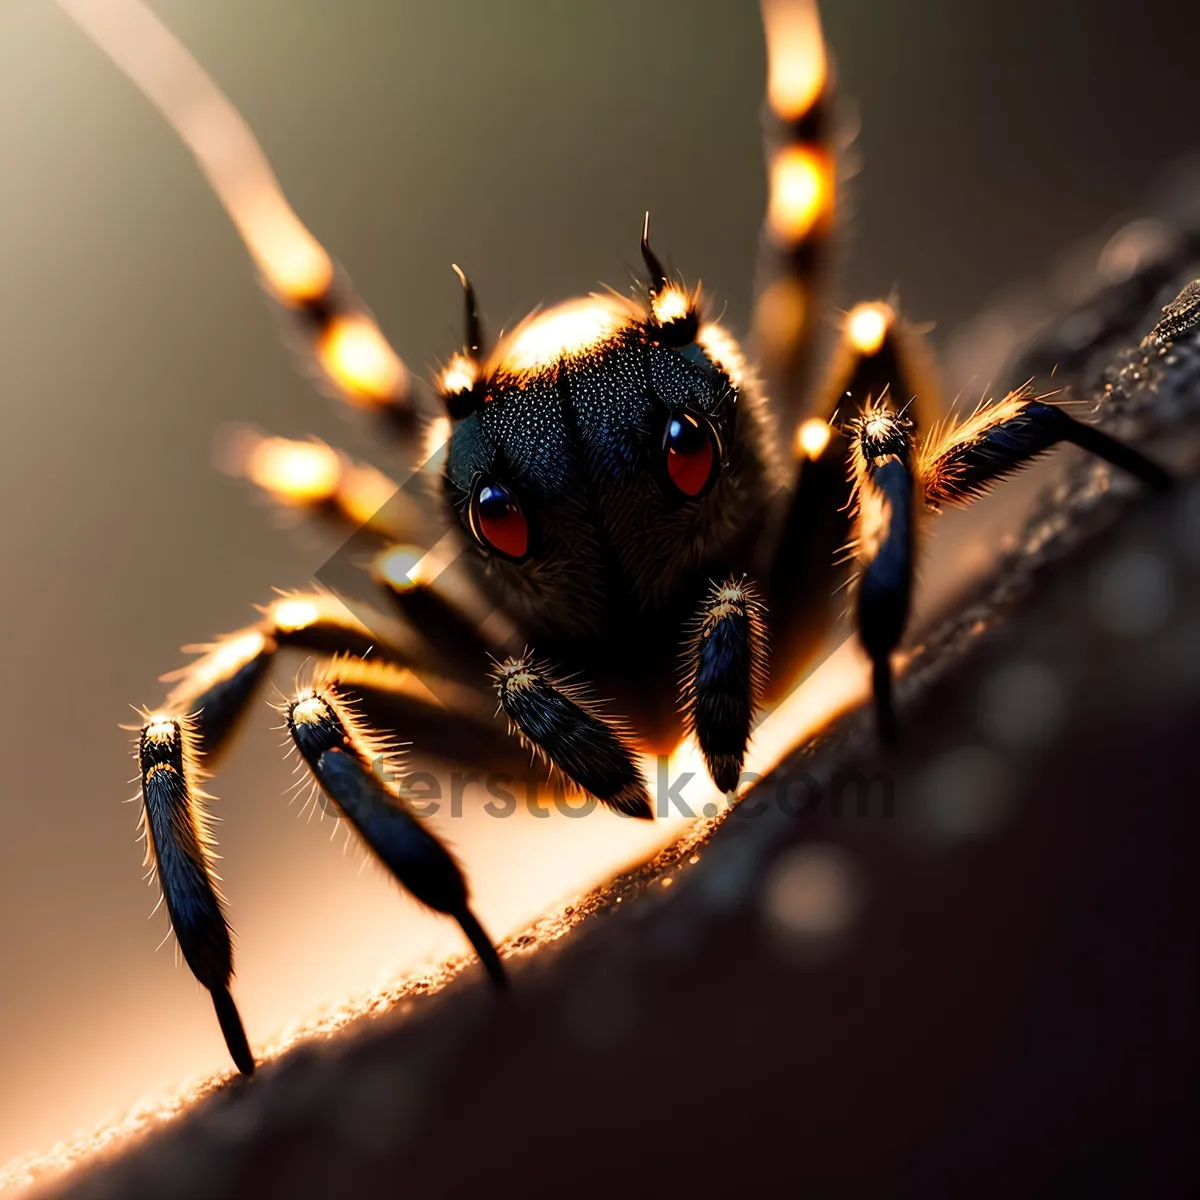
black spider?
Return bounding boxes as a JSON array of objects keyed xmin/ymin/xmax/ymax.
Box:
[{"xmin": 64, "ymin": 0, "xmax": 1169, "ymax": 1075}]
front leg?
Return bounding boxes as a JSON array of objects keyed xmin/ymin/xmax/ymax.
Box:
[
  {"xmin": 492, "ymin": 656, "xmax": 652, "ymax": 819},
  {"xmin": 848, "ymin": 389, "xmax": 1170, "ymax": 744},
  {"xmin": 681, "ymin": 577, "xmax": 768, "ymax": 794}
]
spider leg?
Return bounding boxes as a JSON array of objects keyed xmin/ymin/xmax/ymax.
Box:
[
  {"xmin": 751, "ymin": 0, "xmax": 836, "ymax": 427},
  {"xmin": 680, "ymin": 577, "xmax": 769, "ymax": 793},
  {"xmin": 156, "ymin": 591, "xmax": 429, "ymax": 766},
  {"xmin": 919, "ymin": 392, "xmax": 1172, "ymax": 509},
  {"xmin": 853, "ymin": 455, "xmax": 915, "ymax": 746},
  {"xmin": 310, "ymin": 654, "xmax": 530, "ymax": 779},
  {"xmin": 284, "ymin": 685, "xmax": 506, "ymax": 988},
  {"xmin": 845, "ymin": 388, "xmax": 1170, "ymax": 742},
  {"xmin": 135, "ymin": 597, "xmax": 402, "ymax": 1076},
  {"xmin": 57, "ymin": 0, "xmax": 417, "ymax": 431},
  {"xmin": 492, "ymin": 655, "xmax": 653, "ymax": 820},
  {"xmin": 135, "ymin": 714, "xmax": 254, "ymax": 1074},
  {"xmin": 841, "ymin": 401, "xmax": 921, "ymax": 742},
  {"xmin": 221, "ymin": 428, "xmax": 430, "ymax": 545},
  {"xmin": 138, "ymin": 604, "xmax": 524, "ymax": 1071},
  {"xmin": 766, "ymin": 302, "xmax": 938, "ymax": 688}
]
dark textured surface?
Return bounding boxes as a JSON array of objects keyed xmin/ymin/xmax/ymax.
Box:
[{"xmin": 19, "ymin": 251, "xmax": 1200, "ymax": 1196}]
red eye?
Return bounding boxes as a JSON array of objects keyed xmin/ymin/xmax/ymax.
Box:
[
  {"xmin": 469, "ymin": 481, "xmax": 528, "ymax": 559},
  {"xmin": 662, "ymin": 411, "xmax": 718, "ymax": 498}
]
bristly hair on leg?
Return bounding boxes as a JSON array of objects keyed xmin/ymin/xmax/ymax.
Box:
[
  {"xmin": 916, "ymin": 384, "xmax": 1054, "ymax": 508},
  {"xmin": 132, "ymin": 709, "xmax": 255, "ymax": 1074},
  {"xmin": 842, "ymin": 402, "xmax": 917, "ymax": 744},
  {"xmin": 283, "ymin": 685, "xmax": 507, "ymax": 988},
  {"xmin": 917, "ymin": 384, "xmax": 1171, "ymax": 508},
  {"xmin": 841, "ymin": 396, "xmax": 919, "ymax": 570},
  {"xmin": 680, "ymin": 576, "xmax": 769, "ymax": 793},
  {"xmin": 492, "ymin": 654, "xmax": 653, "ymax": 819}
]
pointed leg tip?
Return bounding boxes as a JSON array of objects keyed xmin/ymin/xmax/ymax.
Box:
[
  {"xmin": 486, "ymin": 959, "xmax": 511, "ymax": 991},
  {"xmin": 476, "ymin": 950, "xmax": 510, "ymax": 992},
  {"xmin": 211, "ymin": 985, "xmax": 257, "ymax": 1077},
  {"xmin": 870, "ymin": 657, "xmax": 898, "ymax": 748},
  {"xmin": 456, "ymin": 907, "xmax": 510, "ymax": 991},
  {"xmin": 874, "ymin": 696, "xmax": 899, "ymax": 748},
  {"xmin": 707, "ymin": 755, "xmax": 743, "ymax": 795},
  {"xmin": 610, "ymin": 783, "xmax": 654, "ymax": 820}
]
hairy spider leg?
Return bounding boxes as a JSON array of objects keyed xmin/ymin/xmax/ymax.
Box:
[
  {"xmin": 285, "ymin": 687, "xmax": 506, "ymax": 988},
  {"xmin": 56, "ymin": 0, "xmax": 415, "ymax": 431},
  {"xmin": 140, "ymin": 602, "xmax": 526, "ymax": 1070},
  {"xmin": 136, "ymin": 714, "xmax": 254, "ymax": 1074},
  {"xmin": 918, "ymin": 393, "xmax": 1172, "ymax": 508},
  {"xmin": 845, "ymin": 405, "xmax": 916, "ymax": 743},
  {"xmin": 306, "ymin": 653, "xmax": 532, "ymax": 779},
  {"xmin": 845, "ymin": 389, "xmax": 1172, "ymax": 740},
  {"xmin": 680, "ymin": 576, "xmax": 769, "ymax": 793},
  {"xmin": 220, "ymin": 431, "xmax": 431, "ymax": 546},
  {"xmin": 766, "ymin": 302, "xmax": 938, "ymax": 691},
  {"xmin": 751, "ymin": 0, "xmax": 837, "ymax": 427},
  {"xmin": 492, "ymin": 656, "xmax": 653, "ymax": 820},
  {"xmin": 152, "ymin": 592, "xmax": 434, "ymax": 764}
]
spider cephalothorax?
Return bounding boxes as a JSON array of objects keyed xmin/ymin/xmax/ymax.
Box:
[
  {"xmin": 62, "ymin": 0, "xmax": 1173, "ymax": 1076},
  {"xmin": 442, "ymin": 285, "xmax": 781, "ymax": 638}
]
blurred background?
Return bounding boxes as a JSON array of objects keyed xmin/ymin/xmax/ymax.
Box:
[{"xmin": 0, "ymin": 0, "xmax": 1194, "ymax": 1168}]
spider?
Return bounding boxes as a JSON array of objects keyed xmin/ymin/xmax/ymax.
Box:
[{"xmin": 63, "ymin": 0, "xmax": 1170, "ymax": 1077}]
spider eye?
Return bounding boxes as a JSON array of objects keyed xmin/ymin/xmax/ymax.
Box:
[
  {"xmin": 469, "ymin": 481, "xmax": 529, "ymax": 559},
  {"xmin": 661, "ymin": 410, "xmax": 719, "ymax": 498}
]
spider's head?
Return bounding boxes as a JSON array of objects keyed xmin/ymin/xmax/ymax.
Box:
[{"xmin": 441, "ymin": 284, "xmax": 780, "ymax": 639}]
